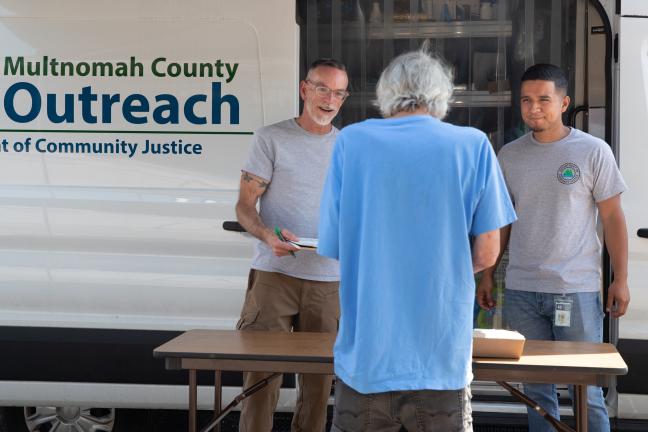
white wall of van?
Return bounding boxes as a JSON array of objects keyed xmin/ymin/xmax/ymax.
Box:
[{"xmin": 0, "ymin": 0, "xmax": 299, "ymax": 417}]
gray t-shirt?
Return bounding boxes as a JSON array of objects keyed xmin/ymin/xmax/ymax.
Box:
[
  {"xmin": 242, "ymin": 118, "xmax": 340, "ymax": 281},
  {"xmin": 498, "ymin": 128, "xmax": 626, "ymax": 293}
]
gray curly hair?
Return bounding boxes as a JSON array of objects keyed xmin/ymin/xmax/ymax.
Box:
[{"xmin": 375, "ymin": 47, "xmax": 454, "ymax": 119}]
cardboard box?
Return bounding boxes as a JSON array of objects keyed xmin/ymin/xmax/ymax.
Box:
[{"xmin": 473, "ymin": 329, "xmax": 525, "ymax": 359}]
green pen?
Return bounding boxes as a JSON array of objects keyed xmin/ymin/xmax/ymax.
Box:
[{"xmin": 274, "ymin": 226, "xmax": 296, "ymax": 258}]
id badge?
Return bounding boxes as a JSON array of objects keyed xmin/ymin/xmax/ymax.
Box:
[{"xmin": 554, "ymin": 295, "xmax": 573, "ymax": 327}]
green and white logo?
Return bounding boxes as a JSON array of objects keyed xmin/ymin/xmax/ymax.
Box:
[{"xmin": 557, "ymin": 162, "xmax": 581, "ymax": 184}]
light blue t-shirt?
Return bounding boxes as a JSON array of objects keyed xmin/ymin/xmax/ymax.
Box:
[{"xmin": 318, "ymin": 115, "xmax": 516, "ymax": 394}]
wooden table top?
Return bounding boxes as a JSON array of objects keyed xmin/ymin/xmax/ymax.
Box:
[
  {"xmin": 154, "ymin": 329, "xmax": 336, "ymax": 363},
  {"xmin": 473, "ymin": 340, "xmax": 627, "ymax": 375},
  {"xmin": 154, "ymin": 330, "xmax": 627, "ymax": 376}
]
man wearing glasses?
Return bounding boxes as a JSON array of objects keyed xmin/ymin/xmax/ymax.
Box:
[{"xmin": 235, "ymin": 58, "xmax": 348, "ymax": 432}]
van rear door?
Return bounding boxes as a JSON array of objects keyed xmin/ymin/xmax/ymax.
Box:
[{"xmin": 616, "ymin": 0, "xmax": 648, "ymax": 420}]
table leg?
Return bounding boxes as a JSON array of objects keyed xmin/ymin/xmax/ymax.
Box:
[
  {"xmin": 497, "ymin": 381, "xmax": 575, "ymax": 432},
  {"xmin": 189, "ymin": 369, "xmax": 197, "ymax": 432},
  {"xmin": 574, "ymin": 384, "xmax": 588, "ymax": 432},
  {"xmin": 199, "ymin": 372, "xmax": 281, "ymax": 432},
  {"xmin": 213, "ymin": 371, "xmax": 222, "ymax": 432}
]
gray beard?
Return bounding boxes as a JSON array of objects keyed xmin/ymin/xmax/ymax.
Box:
[{"xmin": 307, "ymin": 104, "xmax": 335, "ymax": 126}]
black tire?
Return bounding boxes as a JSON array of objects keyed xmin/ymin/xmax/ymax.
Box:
[{"xmin": 0, "ymin": 407, "xmax": 28, "ymax": 432}]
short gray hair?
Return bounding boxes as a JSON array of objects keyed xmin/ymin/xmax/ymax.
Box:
[{"xmin": 375, "ymin": 49, "xmax": 454, "ymax": 118}]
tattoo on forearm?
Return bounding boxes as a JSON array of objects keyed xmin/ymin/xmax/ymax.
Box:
[{"xmin": 242, "ymin": 172, "xmax": 269, "ymax": 189}]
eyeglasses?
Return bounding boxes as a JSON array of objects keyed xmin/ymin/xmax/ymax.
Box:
[{"xmin": 305, "ymin": 79, "xmax": 350, "ymax": 101}]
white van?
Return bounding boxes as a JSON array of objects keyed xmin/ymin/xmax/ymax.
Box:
[{"xmin": 0, "ymin": 0, "xmax": 646, "ymax": 431}]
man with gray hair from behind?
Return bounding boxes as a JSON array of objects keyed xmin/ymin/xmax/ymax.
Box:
[{"xmin": 318, "ymin": 47, "xmax": 517, "ymax": 431}]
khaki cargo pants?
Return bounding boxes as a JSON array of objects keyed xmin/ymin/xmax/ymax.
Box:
[{"xmin": 237, "ymin": 269, "xmax": 340, "ymax": 432}]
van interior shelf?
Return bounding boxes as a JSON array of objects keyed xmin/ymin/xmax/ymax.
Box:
[
  {"xmin": 338, "ymin": 20, "xmax": 512, "ymax": 39},
  {"xmin": 451, "ymin": 90, "xmax": 512, "ymax": 107},
  {"xmin": 349, "ymin": 91, "xmax": 511, "ymax": 108}
]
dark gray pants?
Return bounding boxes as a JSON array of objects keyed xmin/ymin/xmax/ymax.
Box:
[{"xmin": 331, "ymin": 378, "xmax": 473, "ymax": 432}]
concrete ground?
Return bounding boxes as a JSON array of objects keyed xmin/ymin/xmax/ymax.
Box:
[
  {"xmin": 113, "ymin": 409, "xmax": 532, "ymax": 431},
  {"xmin": 114, "ymin": 410, "xmax": 648, "ymax": 432},
  {"xmin": 3, "ymin": 407, "xmax": 645, "ymax": 431}
]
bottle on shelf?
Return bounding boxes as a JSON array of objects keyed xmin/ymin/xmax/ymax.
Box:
[
  {"xmin": 439, "ymin": 0, "xmax": 457, "ymax": 21},
  {"xmin": 480, "ymin": 0, "xmax": 493, "ymax": 20},
  {"xmin": 369, "ymin": 1, "xmax": 382, "ymax": 23},
  {"xmin": 422, "ymin": 0, "xmax": 435, "ymax": 21}
]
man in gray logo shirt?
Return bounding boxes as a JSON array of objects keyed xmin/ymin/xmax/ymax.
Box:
[
  {"xmin": 235, "ymin": 58, "xmax": 348, "ymax": 432},
  {"xmin": 478, "ymin": 64, "xmax": 629, "ymax": 432}
]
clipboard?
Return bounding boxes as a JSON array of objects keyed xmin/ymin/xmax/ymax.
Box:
[{"xmin": 288, "ymin": 238, "xmax": 318, "ymax": 250}]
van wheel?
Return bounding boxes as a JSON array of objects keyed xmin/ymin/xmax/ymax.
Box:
[{"xmin": 24, "ymin": 407, "xmax": 114, "ymax": 432}]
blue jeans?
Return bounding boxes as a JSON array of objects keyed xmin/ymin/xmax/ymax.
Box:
[{"xmin": 503, "ymin": 289, "xmax": 610, "ymax": 432}]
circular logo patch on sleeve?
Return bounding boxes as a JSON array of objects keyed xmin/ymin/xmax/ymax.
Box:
[{"xmin": 557, "ymin": 162, "xmax": 581, "ymax": 184}]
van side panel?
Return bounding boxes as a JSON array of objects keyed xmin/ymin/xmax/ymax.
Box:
[
  {"xmin": 616, "ymin": 12, "xmax": 648, "ymax": 419},
  {"xmin": 0, "ymin": 0, "xmax": 298, "ymax": 408}
]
